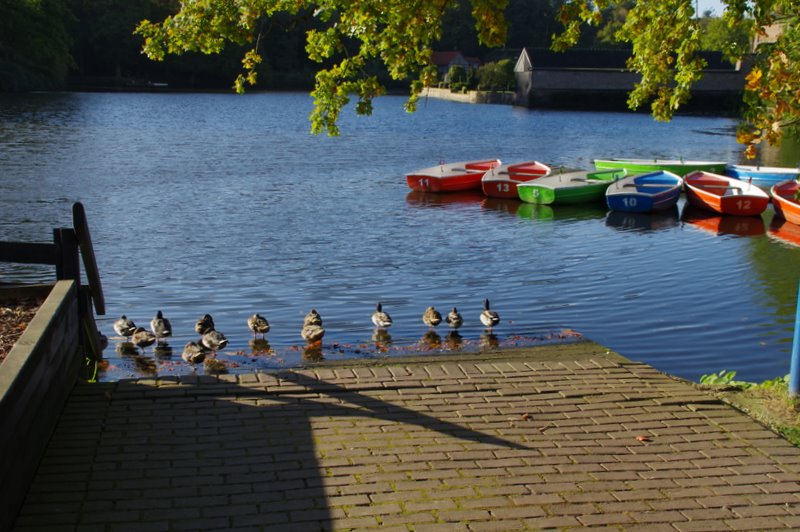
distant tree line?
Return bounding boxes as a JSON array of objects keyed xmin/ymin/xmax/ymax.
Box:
[{"xmin": 0, "ymin": 0, "xmax": 746, "ymax": 93}]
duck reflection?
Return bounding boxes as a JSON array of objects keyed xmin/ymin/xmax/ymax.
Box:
[
  {"xmin": 479, "ymin": 332, "xmax": 499, "ymax": 350},
  {"xmin": 445, "ymin": 331, "xmax": 463, "ymax": 351},
  {"xmin": 115, "ymin": 341, "xmax": 139, "ymax": 357},
  {"xmin": 302, "ymin": 343, "xmax": 324, "ymax": 362},
  {"xmin": 371, "ymin": 328, "xmax": 393, "ymax": 351},
  {"xmin": 154, "ymin": 344, "xmax": 173, "ymax": 360},
  {"xmin": 249, "ymin": 338, "xmax": 273, "ymax": 355},
  {"xmin": 419, "ymin": 330, "xmax": 442, "ymax": 350},
  {"xmin": 133, "ymin": 356, "xmax": 157, "ymax": 376}
]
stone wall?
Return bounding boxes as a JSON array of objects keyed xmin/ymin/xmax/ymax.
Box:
[{"xmin": 0, "ymin": 281, "xmax": 81, "ymax": 531}]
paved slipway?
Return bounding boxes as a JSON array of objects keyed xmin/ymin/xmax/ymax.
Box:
[{"xmin": 13, "ymin": 342, "xmax": 800, "ymax": 531}]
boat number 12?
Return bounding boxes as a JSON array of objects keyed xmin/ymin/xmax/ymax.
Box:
[
  {"xmin": 418, "ymin": 178, "xmax": 430, "ymax": 188},
  {"xmin": 735, "ymin": 199, "xmax": 751, "ymax": 211},
  {"xmin": 496, "ymin": 183, "xmax": 510, "ymax": 193}
]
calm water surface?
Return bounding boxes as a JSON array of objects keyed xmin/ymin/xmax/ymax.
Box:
[{"xmin": 1, "ymin": 92, "xmax": 798, "ymax": 381}]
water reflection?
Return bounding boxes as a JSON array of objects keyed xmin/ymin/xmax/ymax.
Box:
[
  {"xmin": 681, "ymin": 204, "xmax": 766, "ymax": 237},
  {"xmin": 517, "ymin": 202, "xmax": 607, "ymax": 222},
  {"xmin": 445, "ymin": 331, "xmax": 464, "ymax": 351},
  {"xmin": 249, "ymin": 338, "xmax": 273, "ymax": 355},
  {"xmin": 302, "ymin": 343, "xmax": 324, "ymax": 362},
  {"xmin": 605, "ymin": 207, "xmax": 680, "ymax": 232},
  {"xmin": 371, "ymin": 328, "xmax": 393, "ymax": 351},
  {"xmin": 419, "ymin": 330, "xmax": 442, "ymax": 350},
  {"xmin": 768, "ymin": 218, "xmax": 800, "ymax": 248},
  {"xmin": 479, "ymin": 332, "xmax": 499, "ymax": 350},
  {"xmin": 154, "ymin": 344, "xmax": 173, "ymax": 360},
  {"xmin": 405, "ymin": 190, "xmax": 485, "ymax": 208},
  {"xmin": 481, "ymin": 197, "xmax": 521, "ymax": 216}
]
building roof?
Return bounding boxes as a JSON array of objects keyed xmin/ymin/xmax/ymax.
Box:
[{"xmin": 516, "ymin": 47, "xmax": 738, "ymax": 72}]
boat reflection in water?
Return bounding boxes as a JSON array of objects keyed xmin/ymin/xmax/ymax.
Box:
[
  {"xmin": 517, "ymin": 202, "xmax": 607, "ymax": 222},
  {"xmin": 405, "ymin": 190, "xmax": 485, "ymax": 208},
  {"xmin": 768, "ymin": 218, "xmax": 800, "ymax": 248},
  {"xmin": 681, "ymin": 204, "xmax": 766, "ymax": 237},
  {"xmin": 481, "ymin": 197, "xmax": 522, "ymax": 216},
  {"xmin": 605, "ymin": 206, "xmax": 680, "ymax": 233}
]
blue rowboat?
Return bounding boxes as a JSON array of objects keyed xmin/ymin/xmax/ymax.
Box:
[
  {"xmin": 725, "ymin": 164, "xmax": 800, "ymax": 189},
  {"xmin": 605, "ymin": 170, "xmax": 683, "ymax": 213}
]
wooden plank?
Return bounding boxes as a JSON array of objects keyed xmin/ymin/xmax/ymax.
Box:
[
  {"xmin": 53, "ymin": 229, "xmax": 80, "ymax": 282},
  {"xmin": 0, "ymin": 242, "xmax": 57, "ymax": 265},
  {"xmin": 73, "ymin": 202, "xmax": 105, "ymax": 315}
]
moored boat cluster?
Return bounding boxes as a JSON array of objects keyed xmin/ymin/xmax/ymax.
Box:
[{"xmin": 406, "ymin": 158, "xmax": 800, "ymax": 224}]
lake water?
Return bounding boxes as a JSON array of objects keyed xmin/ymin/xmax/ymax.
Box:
[{"xmin": 1, "ymin": 91, "xmax": 798, "ymax": 382}]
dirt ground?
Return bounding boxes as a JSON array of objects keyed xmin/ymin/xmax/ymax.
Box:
[{"xmin": 0, "ymin": 298, "xmax": 42, "ymax": 365}]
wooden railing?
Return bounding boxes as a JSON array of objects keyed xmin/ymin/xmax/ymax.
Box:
[{"xmin": 0, "ymin": 202, "xmax": 105, "ymax": 360}]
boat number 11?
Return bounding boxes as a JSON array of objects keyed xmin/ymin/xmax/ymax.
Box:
[{"xmin": 418, "ymin": 178, "xmax": 430, "ymax": 188}]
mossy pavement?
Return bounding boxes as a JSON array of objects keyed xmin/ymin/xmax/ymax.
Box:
[{"xmin": 12, "ymin": 341, "xmax": 800, "ymax": 531}]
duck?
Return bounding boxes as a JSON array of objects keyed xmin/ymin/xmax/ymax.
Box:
[
  {"xmin": 150, "ymin": 310, "xmax": 172, "ymax": 344},
  {"xmin": 113, "ymin": 315, "xmax": 137, "ymax": 339},
  {"xmin": 194, "ymin": 314, "xmax": 215, "ymax": 335},
  {"xmin": 131, "ymin": 327, "xmax": 156, "ymax": 353},
  {"xmin": 445, "ymin": 307, "xmax": 463, "ymax": 329},
  {"xmin": 304, "ymin": 309, "xmax": 323, "ymax": 327},
  {"xmin": 301, "ymin": 323, "xmax": 325, "ymax": 343},
  {"xmin": 181, "ymin": 341, "xmax": 208, "ymax": 364},
  {"xmin": 247, "ymin": 313, "xmax": 270, "ymax": 338},
  {"xmin": 371, "ymin": 302, "xmax": 392, "ymax": 329},
  {"xmin": 201, "ymin": 329, "xmax": 228, "ymax": 351},
  {"xmin": 480, "ymin": 298, "xmax": 500, "ymax": 329},
  {"xmin": 422, "ymin": 306, "xmax": 442, "ymax": 328}
]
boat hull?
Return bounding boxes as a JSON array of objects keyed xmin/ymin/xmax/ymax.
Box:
[
  {"xmin": 726, "ymin": 165, "xmax": 800, "ymax": 189},
  {"xmin": 594, "ymin": 158, "xmax": 726, "ymax": 177},
  {"xmin": 481, "ymin": 161, "xmax": 550, "ymax": 198},
  {"xmin": 770, "ymin": 179, "xmax": 800, "ymax": 225},
  {"xmin": 517, "ymin": 168, "xmax": 626, "ymax": 205},
  {"xmin": 406, "ymin": 159, "xmax": 501, "ymax": 192},
  {"xmin": 684, "ymin": 170, "xmax": 770, "ymax": 216},
  {"xmin": 605, "ymin": 171, "xmax": 682, "ymax": 213}
]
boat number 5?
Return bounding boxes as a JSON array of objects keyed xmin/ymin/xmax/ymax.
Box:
[
  {"xmin": 418, "ymin": 178, "xmax": 430, "ymax": 188},
  {"xmin": 735, "ymin": 200, "xmax": 751, "ymax": 211},
  {"xmin": 496, "ymin": 183, "xmax": 510, "ymax": 193}
]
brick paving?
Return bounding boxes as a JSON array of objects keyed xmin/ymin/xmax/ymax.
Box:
[{"xmin": 12, "ymin": 344, "xmax": 800, "ymax": 531}]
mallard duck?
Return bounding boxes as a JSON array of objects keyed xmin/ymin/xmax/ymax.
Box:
[
  {"xmin": 247, "ymin": 313, "xmax": 270, "ymax": 338},
  {"xmin": 150, "ymin": 310, "xmax": 172, "ymax": 343},
  {"xmin": 113, "ymin": 315, "xmax": 137, "ymax": 339},
  {"xmin": 371, "ymin": 302, "xmax": 392, "ymax": 329},
  {"xmin": 301, "ymin": 323, "xmax": 325, "ymax": 343},
  {"xmin": 304, "ymin": 309, "xmax": 323, "ymax": 327},
  {"xmin": 194, "ymin": 314, "xmax": 215, "ymax": 335},
  {"xmin": 422, "ymin": 306, "xmax": 442, "ymax": 328},
  {"xmin": 445, "ymin": 307, "xmax": 463, "ymax": 329},
  {"xmin": 131, "ymin": 327, "xmax": 156, "ymax": 353},
  {"xmin": 201, "ymin": 329, "xmax": 228, "ymax": 351},
  {"xmin": 181, "ymin": 341, "xmax": 208, "ymax": 364},
  {"xmin": 480, "ymin": 298, "xmax": 500, "ymax": 329}
]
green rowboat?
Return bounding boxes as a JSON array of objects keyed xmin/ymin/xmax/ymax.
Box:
[
  {"xmin": 517, "ymin": 168, "xmax": 626, "ymax": 205},
  {"xmin": 593, "ymin": 158, "xmax": 726, "ymax": 177}
]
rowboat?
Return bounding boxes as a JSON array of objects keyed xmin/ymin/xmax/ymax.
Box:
[
  {"xmin": 593, "ymin": 158, "xmax": 726, "ymax": 176},
  {"xmin": 726, "ymin": 164, "xmax": 800, "ymax": 189},
  {"xmin": 406, "ymin": 159, "xmax": 501, "ymax": 192},
  {"xmin": 517, "ymin": 168, "xmax": 626, "ymax": 205},
  {"xmin": 683, "ymin": 170, "xmax": 770, "ymax": 216},
  {"xmin": 480, "ymin": 161, "xmax": 551, "ymax": 198},
  {"xmin": 770, "ymin": 178, "xmax": 800, "ymax": 225},
  {"xmin": 768, "ymin": 218, "xmax": 800, "ymax": 248},
  {"xmin": 605, "ymin": 170, "xmax": 682, "ymax": 213}
]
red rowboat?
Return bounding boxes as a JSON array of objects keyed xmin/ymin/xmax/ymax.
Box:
[
  {"xmin": 770, "ymin": 179, "xmax": 800, "ymax": 225},
  {"xmin": 406, "ymin": 159, "xmax": 501, "ymax": 192},
  {"xmin": 683, "ymin": 170, "xmax": 770, "ymax": 216},
  {"xmin": 480, "ymin": 161, "xmax": 551, "ymax": 198}
]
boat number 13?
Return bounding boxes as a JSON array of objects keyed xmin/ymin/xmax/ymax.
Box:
[{"xmin": 496, "ymin": 183, "xmax": 510, "ymax": 193}]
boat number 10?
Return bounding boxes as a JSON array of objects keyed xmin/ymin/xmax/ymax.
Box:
[
  {"xmin": 417, "ymin": 178, "xmax": 430, "ymax": 188},
  {"xmin": 622, "ymin": 198, "xmax": 638, "ymax": 208}
]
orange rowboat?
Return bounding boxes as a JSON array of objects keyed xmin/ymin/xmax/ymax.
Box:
[
  {"xmin": 683, "ymin": 170, "xmax": 770, "ymax": 216},
  {"xmin": 406, "ymin": 159, "xmax": 501, "ymax": 193},
  {"xmin": 480, "ymin": 161, "xmax": 551, "ymax": 198},
  {"xmin": 770, "ymin": 179, "xmax": 800, "ymax": 225}
]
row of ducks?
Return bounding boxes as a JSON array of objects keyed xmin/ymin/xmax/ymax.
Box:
[{"xmin": 113, "ymin": 299, "xmax": 501, "ymax": 364}]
